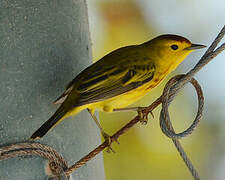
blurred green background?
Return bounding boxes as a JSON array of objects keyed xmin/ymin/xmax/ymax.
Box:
[{"xmin": 86, "ymin": 0, "xmax": 225, "ymax": 180}]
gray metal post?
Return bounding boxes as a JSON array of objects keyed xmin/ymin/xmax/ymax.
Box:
[{"xmin": 0, "ymin": 0, "xmax": 105, "ymax": 179}]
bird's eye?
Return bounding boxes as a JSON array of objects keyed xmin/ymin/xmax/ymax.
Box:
[{"xmin": 171, "ymin": 45, "xmax": 178, "ymax": 50}]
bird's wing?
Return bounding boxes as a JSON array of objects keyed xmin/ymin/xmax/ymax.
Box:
[
  {"xmin": 53, "ymin": 45, "xmax": 156, "ymax": 106},
  {"xmin": 53, "ymin": 63, "xmax": 117, "ymax": 104},
  {"xmin": 75, "ymin": 62, "xmax": 155, "ymax": 106}
]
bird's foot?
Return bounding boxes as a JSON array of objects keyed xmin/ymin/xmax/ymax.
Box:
[
  {"xmin": 137, "ymin": 107, "xmax": 154, "ymax": 125},
  {"xmin": 102, "ymin": 132, "xmax": 119, "ymax": 153}
]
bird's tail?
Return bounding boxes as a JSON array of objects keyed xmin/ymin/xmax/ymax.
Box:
[{"xmin": 30, "ymin": 106, "xmax": 67, "ymax": 140}]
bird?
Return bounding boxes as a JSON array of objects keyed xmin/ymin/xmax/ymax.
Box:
[{"xmin": 30, "ymin": 34, "xmax": 205, "ymax": 149}]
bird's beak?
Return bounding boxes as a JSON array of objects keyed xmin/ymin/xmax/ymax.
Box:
[{"xmin": 185, "ymin": 44, "xmax": 206, "ymax": 50}]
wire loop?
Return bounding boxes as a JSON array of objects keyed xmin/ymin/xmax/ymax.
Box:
[{"xmin": 160, "ymin": 74, "xmax": 204, "ymax": 139}]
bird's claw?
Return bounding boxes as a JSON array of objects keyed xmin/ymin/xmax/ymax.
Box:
[
  {"xmin": 149, "ymin": 111, "xmax": 154, "ymax": 119},
  {"xmin": 102, "ymin": 132, "xmax": 119, "ymax": 153},
  {"xmin": 137, "ymin": 107, "xmax": 154, "ymax": 125}
]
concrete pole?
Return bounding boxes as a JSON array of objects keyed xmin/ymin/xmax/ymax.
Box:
[{"xmin": 0, "ymin": 0, "xmax": 105, "ymax": 179}]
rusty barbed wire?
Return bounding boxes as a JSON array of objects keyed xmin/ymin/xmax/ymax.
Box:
[{"xmin": 1, "ymin": 25, "xmax": 225, "ymax": 179}]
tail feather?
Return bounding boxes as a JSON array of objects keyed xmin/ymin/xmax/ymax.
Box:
[{"xmin": 30, "ymin": 106, "xmax": 67, "ymax": 140}]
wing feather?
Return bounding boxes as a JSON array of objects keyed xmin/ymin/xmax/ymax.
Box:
[{"xmin": 76, "ymin": 63, "xmax": 155, "ymax": 106}]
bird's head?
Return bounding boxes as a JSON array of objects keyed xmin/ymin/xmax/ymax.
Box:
[{"xmin": 143, "ymin": 34, "xmax": 206, "ymax": 70}]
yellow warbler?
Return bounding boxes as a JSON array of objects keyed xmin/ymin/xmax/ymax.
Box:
[{"xmin": 30, "ymin": 34, "xmax": 205, "ymax": 143}]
